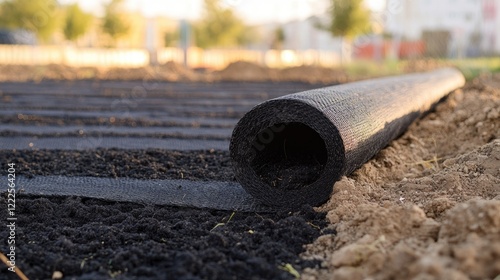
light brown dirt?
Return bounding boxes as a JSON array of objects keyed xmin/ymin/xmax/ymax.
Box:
[
  {"xmin": 302, "ymin": 77, "xmax": 500, "ymax": 280},
  {"xmin": 213, "ymin": 61, "xmax": 351, "ymax": 84},
  {"xmin": 0, "ymin": 61, "xmax": 350, "ymax": 84},
  {"xmin": 0, "ymin": 59, "xmax": 470, "ymax": 84},
  {"xmin": 279, "ymin": 65, "xmax": 349, "ymax": 84},
  {"xmin": 0, "ymin": 61, "xmax": 201, "ymax": 82},
  {"xmin": 213, "ymin": 60, "xmax": 280, "ymax": 82}
]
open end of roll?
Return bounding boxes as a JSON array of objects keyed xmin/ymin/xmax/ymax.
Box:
[{"xmin": 249, "ymin": 122, "xmax": 327, "ymax": 190}]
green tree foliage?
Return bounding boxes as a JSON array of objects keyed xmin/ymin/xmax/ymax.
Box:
[
  {"xmin": 164, "ymin": 30, "xmax": 179, "ymax": 47},
  {"xmin": 63, "ymin": 4, "xmax": 93, "ymax": 41},
  {"xmin": 0, "ymin": 0, "xmax": 60, "ymax": 41},
  {"xmin": 324, "ymin": 0, "xmax": 371, "ymax": 39},
  {"xmin": 320, "ymin": 0, "xmax": 371, "ymax": 64},
  {"xmin": 102, "ymin": 0, "xmax": 130, "ymax": 42},
  {"xmin": 194, "ymin": 0, "xmax": 254, "ymax": 48},
  {"xmin": 271, "ymin": 26, "xmax": 285, "ymax": 50}
]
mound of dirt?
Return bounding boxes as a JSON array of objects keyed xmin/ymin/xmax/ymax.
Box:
[
  {"xmin": 302, "ymin": 77, "xmax": 500, "ymax": 279},
  {"xmin": 0, "ymin": 64, "xmax": 81, "ymax": 82},
  {"xmin": 97, "ymin": 62, "xmax": 199, "ymax": 81},
  {"xmin": 97, "ymin": 67, "xmax": 151, "ymax": 80},
  {"xmin": 0, "ymin": 61, "xmax": 353, "ymax": 84},
  {"xmin": 0, "ymin": 62, "xmax": 200, "ymax": 82},
  {"xmin": 215, "ymin": 61, "xmax": 280, "ymax": 82},
  {"xmin": 159, "ymin": 61, "xmax": 200, "ymax": 81},
  {"xmin": 400, "ymin": 59, "xmax": 453, "ymax": 73},
  {"xmin": 278, "ymin": 65, "xmax": 348, "ymax": 84},
  {"xmin": 0, "ymin": 65, "xmax": 29, "ymax": 81},
  {"xmin": 215, "ymin": 61, "xmax": 349, "ymax": 84}
]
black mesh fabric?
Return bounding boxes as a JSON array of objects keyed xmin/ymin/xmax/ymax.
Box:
[{"xmin": 230, "ymin": 68, "xmax": 465, "ymax": 207}]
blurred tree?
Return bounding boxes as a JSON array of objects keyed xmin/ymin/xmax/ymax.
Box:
[
  {"xmin": 102, "ymin": 0, "xmax": 130, "ymax": 44},
  {"xmin": 320, "ymin": 0, "xmax": 371, "ymax": 64},
  {"xmin": 0, "ymin": 0, "xmax": 60, "ymax": 41},
  {"xmin": 164, "ymin": 30, "xmax": 179, "ymax": 47},
  {"xmin": 194, "ymin": 0, "xmax": 255, "ymax": 48},
  {"xmin": 271, "ymin": 26, "xmax": 285, "ymax": 50},
  {"xmin": 63, "ymin": 4, "xmax": 93, "ymax": 42}
]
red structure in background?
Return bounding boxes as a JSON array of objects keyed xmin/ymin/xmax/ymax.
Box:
[
  {"xmin": 355, "ymin": 40, "xmax": 426, "ymax": 59},
  {"xmin": 483, "ymin": 0, "xmax": 497, "ymax": 20}
]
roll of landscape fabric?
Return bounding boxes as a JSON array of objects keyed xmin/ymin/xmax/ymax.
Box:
[{"xmin": 230, "ymin": 67, "xmax": 465, "ymax": 208}]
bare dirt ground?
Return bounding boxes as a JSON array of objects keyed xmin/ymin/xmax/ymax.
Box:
[
  {"xmin": 302, "ymin": 76, "xmax": 500, "ymax": 280},
  {"xmin": 0, "ymin": 59, "xmax": 455, "ymax": 85},
  {"xmin": 0, "ymin": 61, "xmax": 351, "ymax": 84},
  {"xmin": 0, "ymin": 62, "xmax": 498, "ymax": 279}
]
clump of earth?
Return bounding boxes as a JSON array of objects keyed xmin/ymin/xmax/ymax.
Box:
[{"xmin": 302, "ymin": 75, "xmax": 500, "ymax": 280}]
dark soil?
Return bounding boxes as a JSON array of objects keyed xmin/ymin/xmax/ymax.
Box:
[
  {"xmin": 0, "ymin": 116, "xmax": 234, "ymax": 129},
  {"xmin": 8, "ymin": 109, "xmax": 246, "ymax": 119},
  {"xmin": 249, "ymin": 123, "xmax": 327, "ymax": 190},
  {"xmin": 0, "ymin": 149, "xmax": 235, "ymax": 181},
  {"xmin": 0, "ymin": 196, "xmax": 329, "ymax": 279},
  {"xmin": 0, "ymin": 80, "xmax": 333, "ymax": 279},
  {"xmin": 0, "ymin": 131, "xmax": 229, "ymax": 141},
  {"xmin": 254, "ymin": 161, "xmax": 324, "ymax": 190}
]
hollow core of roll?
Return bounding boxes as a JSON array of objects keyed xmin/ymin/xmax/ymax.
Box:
[{"xmin": 249, "ymin": 122, "xmax": 327, "ymax": 190}]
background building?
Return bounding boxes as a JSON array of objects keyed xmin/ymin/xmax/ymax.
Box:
[{"xmin": 384, "ymin": 0, "xmax": 499, "ymax": 57}]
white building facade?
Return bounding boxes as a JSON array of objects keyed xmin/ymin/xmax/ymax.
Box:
[{"xmin": 385, "ymin": 0, "xmax": 500, "ymax": 57}]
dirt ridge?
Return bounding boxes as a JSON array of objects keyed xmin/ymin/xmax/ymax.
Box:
[{"xmin": 302, "ymin": 77, "xmax": 500, "ymax": 280}]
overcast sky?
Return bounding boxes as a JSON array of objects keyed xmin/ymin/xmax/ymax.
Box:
[{"xmin": 59, "ymin": 0, "xmax": 386, "ymax": 24}]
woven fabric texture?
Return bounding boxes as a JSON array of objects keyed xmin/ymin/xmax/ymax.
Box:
[{"xmin": 230, "ymin": 68, "xmax": 465, "ymax": 207}]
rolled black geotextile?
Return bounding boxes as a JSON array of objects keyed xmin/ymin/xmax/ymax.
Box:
[{"xmin": 230, "ymin": 68, "xmax": 465, "ymax": 207}]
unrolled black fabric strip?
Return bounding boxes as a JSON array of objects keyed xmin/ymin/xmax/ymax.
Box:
[
  {"xmin": 230, "ymin": 68, "xmax": 465, "ymax": 207},
  {"xmin": 15, "ymin": 176, "xmax": 275, "ymax": 212}
]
